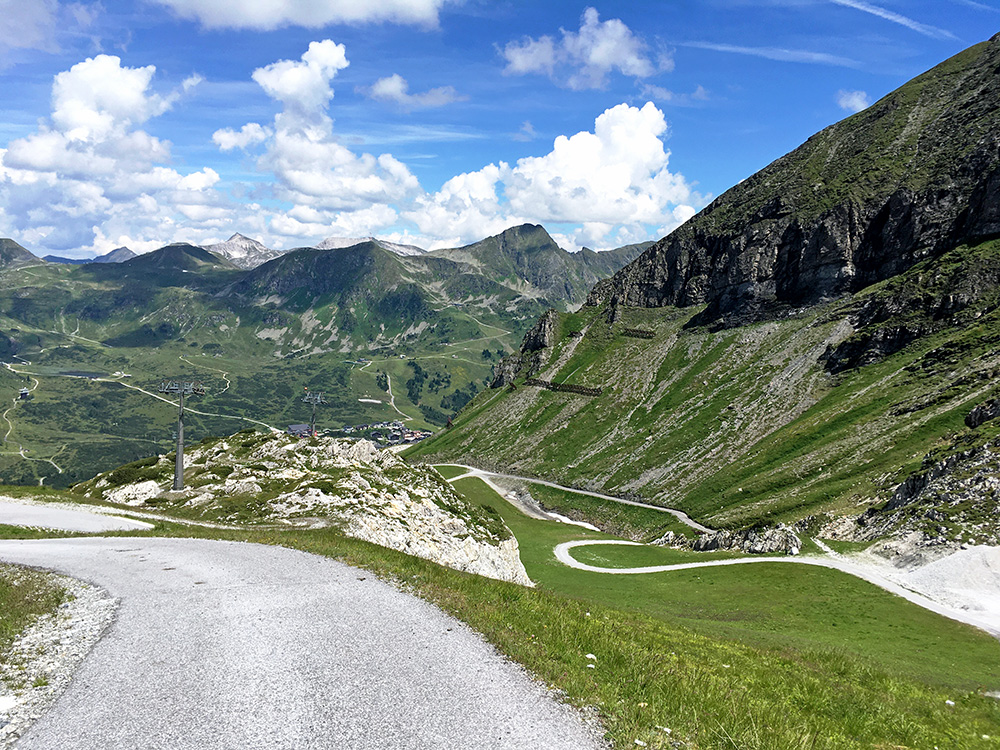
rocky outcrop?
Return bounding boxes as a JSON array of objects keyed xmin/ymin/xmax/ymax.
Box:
[
  {"xmin": 521, "ymin": 309, "xmax": 559, "ymax": 352},
  {"xmin": 589, "ymin": 35, "xmax": 1000, "ymax": 328},
  {"xmin": 820, "ymin": 443, "xmax": 1000, "ymax": 560},
  {"xmin": 78, "ymin": 433, "xmax": 532, "ymax": 586},
  {"xmin": 652, "ymin": 523, "xmax": 802, "ymax": 554},
  {"xmin": 690, "ymin": 525, "xmax": 801, "ymax": 555},
  {"xmin": 820, "ymin": 236, "xmax": 1000, "ymax": 372},
  {"xmin": 966, "ymin": 398, "xmax": 1000, "ymax": 428},
  {"xmin": 489, "ymin": 309, "xmax": 559, "ymax": 388},
  {"xmin": 490, "ymin": 354, "xmax": 523, "ymax": 388},
  {"xmin": 820, "ymin": 323, "xmax": 926, "ymax": 374}
]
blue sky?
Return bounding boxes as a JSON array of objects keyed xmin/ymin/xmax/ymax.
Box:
[{"xmin": 0, "ymin": 0, "xmax": 996, "ymax": 257}]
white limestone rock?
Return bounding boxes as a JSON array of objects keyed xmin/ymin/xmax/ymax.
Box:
[
  {"xmin": 81, "ymin": 433, "xmax": 531, "ymax": 585},
  {"xmin": 104, "ymin": 480, "xmax": 161, "ymax": 506}
]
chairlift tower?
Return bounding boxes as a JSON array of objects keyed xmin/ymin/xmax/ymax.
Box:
[
  {"xmin": 302, "ymin": 388, "xmax": 327, "ymax": 437},
  {"xmin": 158, "ymin": 380, "xmax": 206, "ymax": 490}
]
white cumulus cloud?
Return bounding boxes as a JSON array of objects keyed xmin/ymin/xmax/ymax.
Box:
[
  {"xmin": 405, "ymin": 101, "xmax": 703, "ymax": 249},
  {"xmin": 50, "ymin": 55, "xmax": 189, "ymax": 142},
  {"xmin": 220, "ymin": 40, "xmax": 421, "ymax": 243},
  {"xmin": 364, "ymin": 74, "xmax": 465, "ymax": 110},
  {"xmin": 150, "ymin": 0, "xmax": 450, "ymax": 30},
  {"xmin": 506, "ymin": 102, "xmax": 696, "ymax": 226},
  {"xmin": 252, "ymin": 40, "xmax": 349, "ymax": 113},
  {"xmin": 404, "ymin": 163, "xmax": 517, "ymax": 246},
  {"xmin": 836, "ymin": 89, "xmax": 871, "ymax": 113},
  {"xmin": 0, "ymin": 54, "xmax": 229, "ymax": 255},
  {"xmin": 213, "ymin": 122, "xmax": 272, "ymax": 151},
  {"xmin": 501, "ymin": 7, "xmax": 662, "ymax": 90}
]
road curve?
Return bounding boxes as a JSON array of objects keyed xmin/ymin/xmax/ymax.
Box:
[
  {"xmin": 436, "ymin": 464, "xmax": 714, "ymax": 533},
  {"xmin": 0, "ymin": 500, "xmax": 153, "ymax": 532},
  {"xmin": 0, "ymin": 538, "xmax": 604, "ymax": 750},
  {"xmin": 555, "ymin": 540, "xmax": 1000, "ymax": 639}
]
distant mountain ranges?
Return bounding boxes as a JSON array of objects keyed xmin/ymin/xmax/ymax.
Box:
[
  {"xmin": 42, "ymin": 247, "xmax": 137, "ymax": 265},
  {"xmin": 0, "ymin": 222, "xmax": 650, "ymax": 485},
  {"xmin": 0, "ymin": 224, "xmax": 650, "ymax": 360},
  {"xmin": 6, "ymin": 228, "xmax": 645, "ymax": 274}
]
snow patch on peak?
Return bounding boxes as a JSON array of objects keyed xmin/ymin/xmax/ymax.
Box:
[
  {"xmin": 204, "ymin": 234, "xmax": 286, "ymax": 269},
  {"xmin": 316, "ymin": 236, "xmax": 426, "ymax": 257}
]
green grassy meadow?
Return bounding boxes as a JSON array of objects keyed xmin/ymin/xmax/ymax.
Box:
[
  {"xmin": 0, "ymin": 322, "xmax": 513, "ymax": 486},
  {"xmin": 0, "ymin": 563, "xmax": 65, "ymax": 676},
  {"xmin": 449, "ymin": 476, "xmax": 1000, "ymax": 690}
]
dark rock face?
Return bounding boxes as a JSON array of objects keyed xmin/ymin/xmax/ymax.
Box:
[
  {"xmin": 821, "ymin": 226, "xmax": 1000, "ymax": 372},
  {"xmin": 0, "ymin": 330, "xmax": 21, "ymax": 359},
  {"xmin": 967, "ymin": 399, "xmax": 1000, "ymax": 429},
  {"xmin": 521, "ymin": 309, "xmax": 558, "ymax": 353},
  {"xmin": 884, "ymin": 450, "xmax": 973, "ymax": 512},
  {"xmin": 821, "ymin": 324, "xmax": 927, "ymax": 374},
  {"xmin": 490, "ymin": 355, "xmax": 523, "ymax": 388},
  {"xmin": 489, "ymin": 309, "xmax": 560, "ymax": 388},
  {"xmin": 590, "ymin": 35, "xmax": 1000, "ymax": 327}
]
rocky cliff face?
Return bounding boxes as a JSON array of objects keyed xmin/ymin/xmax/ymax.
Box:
[
  {"xmin": 490, "ymin": 309, "xmax": 559, "ymax": 387},
  {"xmin": 820, "ymin": 441, "xmax": 1000, "ymax": 566},
  {"xmin": 76, "ymin": 433, "xmax": 531, "ymax": 586},
  {"xmin": 590, "ymin": 35, "xmax": 1000, "ymax": 327}
]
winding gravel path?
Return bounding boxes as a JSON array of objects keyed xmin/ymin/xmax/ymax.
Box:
[
  {"xmin": 0, "ymin": 538, "xmax": 604, "ymax": 750},
  {"xmin": 438, "ymin": 464, "xmax": 714, "ymax": 533},
  {"xmin": 555, "ymin": 540, "xmax": 1000, "ymax": 639}
]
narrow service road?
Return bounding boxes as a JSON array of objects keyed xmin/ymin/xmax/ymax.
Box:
[{"xmin": 0, "ymin": 538, "xmax": 604, "ymax": 750}]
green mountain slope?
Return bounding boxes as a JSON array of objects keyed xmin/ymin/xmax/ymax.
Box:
[
  {"xmin": 0, "ymin": 239, "xmax": 40, "ymax": 270},
  {"xmin": 409, "ymin": 37, "xmax": 1000, "ymax": 549},
  {"xmin": 411, "ymin": 239, "xmax": 1000, "ymax": 537}
]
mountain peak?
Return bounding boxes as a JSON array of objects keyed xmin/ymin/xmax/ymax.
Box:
[
  {"xmin": 40, "ymin": 246, "xmax": 135, "ymax": 265},
  {"xmin": 0, "ymin": 238, "xmax": 39, "ymax": 269},
  {"xmin": 204, "ymin": 233, "xmax": 282, "ymax": 269},
  {"xmin": 315, "ymin": 236, "xmax": 426, "ymax": 257},
  {"xmin": 591, "ymin": 35, "xmax": 1000, "ymax": 325},
  {"xmin": 128, "ymin": 242, "xmax": 238, "ymax": 271}
]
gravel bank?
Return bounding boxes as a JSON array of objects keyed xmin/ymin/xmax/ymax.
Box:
[{"xmin": 0, "ymin": 570, "xmax": 117, "ymax": 748}]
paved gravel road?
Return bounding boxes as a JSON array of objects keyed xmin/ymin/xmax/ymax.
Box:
[
  {"xmin": 438, "ymin": 464, "xmax": 714, "ymax": 534},
  {"xmin": 0, "ymin": 500, "xmax": 153, "ymax": 532},
  {"xmin": 0, "ymin": 538, "xmax": 604, "ymax": 750}
]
